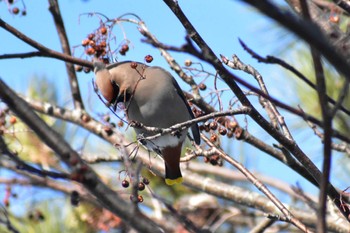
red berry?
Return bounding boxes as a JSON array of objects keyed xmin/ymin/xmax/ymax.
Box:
[
  {"xmin": 100, "ymin": 27, "xmax": 107, "ymax": 35},
  {"xmin": 122, "ymin": 180, "xmax": 129, "ymax": 188},
  {"xmin": 122, "ymin": 44, "xmax": 129, "ymax": 52},
  {"xmin": 130, "ymin": 62, "xmax": 138, "ymax": 69},
  {"xmin": 138, "ymin": 195, "xmax": 144, "ymax": 203},
  {"xmin": 199, "ymin": 83, "xmax": 207, "ymax": 91},
  {"xmin": 218, "ymin": 127, "xmax": 227, "ymax": 136},
  {"xmin": 184, "ymin": 59, "xmax": 192, "ymax": 67},
  {"xmin": 82, "ymin": 39, "xmax": 89, "ymax": 47},
  {"xmin": 209, "ymin": 121, "xmax": 218, "ymax": 130},
  {"xmin": 119, "ymin": 49, "xmax": 126, "ymax": 56},
  {"xmin": 142, "ymin": 177, "xmax": 150, "ymax": 185},
  {"xmin": 86, "ymin": 47, "xmax": 95, "ymax": 55},
  {"xmin": 12, "ymin": 7, "xmax": 19, "ymax": 15},
  {"xmin": 100, "ymin": 41, "xmax": 107, "ymax": 48},
  {"xmin": 210, "ymin": 133, "xmax": 218, "ymax": 142},
  {"xmin": 145, "ymin": 55, "xmax": 153, "ymax": 63},
  {"xmin": 138, "ymin": 182, "xmax": 145, "ymax": 191},
  {"xmin": 226, "ymin": 121, "xmax": 237, "ymax": 131},
  {"xmin": 117, "ymin": 120, "xmax": 124, "ymax": 127},
  {"xmin": 75, "ymin": 65, "xmax": 83, "ymax": 72},
  {"xmin": 9, "ymin": 116, "xmax": 17, "ymax": 125},
  {"xmin": 88, "ymin": 33, "xmax": 94, "ymax": 40},
  {"xmin": 89, "ymin": 40, "xmax": 95, "ymax": 47}
]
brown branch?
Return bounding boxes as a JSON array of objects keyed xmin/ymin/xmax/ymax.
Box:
[
  {"xmin": 48, "ymin": 0, "xmax": 84, "ymax": 110},
  {"xmin": 0, "ymin": 51, "xmax": 49, "ymax": 59},
  {"xmin": 299, "ymin": 2, "xmax": 333, "ymax": 232},
  {"xmin": 0, "ymin": 18, "xmax": 92, "ymax": 68}
]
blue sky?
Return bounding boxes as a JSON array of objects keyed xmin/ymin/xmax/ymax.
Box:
[{"xmin": 1, "ymin": 0, "xmax": 341, "ymax": 204}]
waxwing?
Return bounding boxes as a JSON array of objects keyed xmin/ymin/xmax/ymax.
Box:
[{"xmin": 93, "ymin": 61, "xmax": 200, "ymax": 185}]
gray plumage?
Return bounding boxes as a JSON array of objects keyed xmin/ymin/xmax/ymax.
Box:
[{"xmin": 94, "ymin": 61, "xmax": 200, "ymax": 185}]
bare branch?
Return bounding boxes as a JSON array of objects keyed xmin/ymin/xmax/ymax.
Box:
[
  {"xmin": 48, "ymin": 0, "xmax": 85, "ymax": 110},
  {"xmin": 0, "ymin": 18, "xmax": 92, "ymax": 68}
]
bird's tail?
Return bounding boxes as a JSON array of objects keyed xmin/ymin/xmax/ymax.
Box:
[{"xmin": 162, "ymin": 144, "xmax": 183, "ymax": 185}]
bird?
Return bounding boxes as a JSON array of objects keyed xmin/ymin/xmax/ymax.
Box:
[{"xmin": 93, "ymin": 60, "xmax": 200, "ymax": 185}]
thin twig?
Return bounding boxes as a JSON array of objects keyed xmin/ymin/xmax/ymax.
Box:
[
  {"xmin": 0, "ymin": 18, "xmax": 92, "ymax": 68},
  {"xmin": 48, "ymin": 0, "xmax": 85, "ymax": 110},
  {"xmin": 201, "ymin": 134, "xmax": 312, "ymax": 233},
  {"xmin": 238, "ymin": 39, "xmax": 350, "ymax": 117}
]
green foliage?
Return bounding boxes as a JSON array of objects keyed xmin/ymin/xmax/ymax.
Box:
[{"xmin": 1, "ymin": 199, "xmax": 95, "ymax": 233}]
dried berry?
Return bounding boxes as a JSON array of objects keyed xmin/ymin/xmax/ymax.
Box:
[
  {"xmin": 184, "ymin": 59, "xmax": 192, "ymax": 67},
  {"xmin": 209, "ymin": 155, "xmax": 220, "ymax": 166},
  {"xmin": 70, "ymin": 191, "xmax": 80, "ymax": 206},
  {"xmin": 210, "ymin": 133, "xmax": 218, "ymax": 142},
  {"xmin": 12, "ymin": 7, "xmax": 19, "ymax": 15},
  {"xmin": 86, "ymin": 47, "xmax": 95, "ymax": 55},
  {"xmin": 100, "ymin": 41, "xmax": 107, "ymax": 48},
  {"xmin": 227, "ymin": 131, "xmax": 233, "ymax": 138},
  {"xmin": 145, "ymin": 55, "xmax": 153, "ymax": 63},
  {"xmin": 75, "ymin": 65, "xmax": 83, "ymax": 72},
  {"xmin": 119, "ymin": 49, "xmax": 126, "ymax": 56},
  {"xmin": 83, "ymin": 67, "xmax": 91, "ymax": 73},
  {"xmin": 198, "ymin": 83, "xmax": 207, "ymax": 91},
  {"xmin": 89, "ymin": 40, "xmax": 95, "ymax": 47},
  {"xmin": 142, "ymin": 177, "xmax": 150, "ymax": 185},
  {"xmin": 88, "ymin": 33, "xmax": 94, "ymax": 40},
  {"xmin": 117, "ymin": 120, "xmax": 124, "ymax": 127},
  {"xmin": 138, "ymin": 182, "xmax": 145, "ymax": 191},
  {"xmin": 122, "ymin": 180, "xmax": 129, "ymax": 188},
  {"xmin": 9, "ymin": 116, "xmax": 17, "ymax": 125},
  {"xmin": 130, "ymin": 62, "xmax": 138, "ymax": 69},
  {"xmin": 122, "ymin": 44, "xmax": 129, "ymax": 51},
  {"xmin": 218, "ymin": 127, "xmax": 227, "ymax": 136},
  {"xmin": 82, "ymin": 39, "xmax": 90, "ymax": 47},
  {"xmin": 103, "ymin": 115, "xmax": 110, "ymax": 122},
  {"xmin": 138, "ymin": 195, "xmax": 144, "ymax": 203},
  {"xmin": 329, "ymin": 14, "xmax": 340, "ymax": 24},
  {"xmin": 21, "ymin": 10, "xmax": 26, "ymax": 16},
  {"xmin": 100, "ymin": 27, "xmax": 107, "ymax": 35},
  {"xmin": 226, "ymin": 121, "xmax": 237, "ymax": 131},
  {"xmin": 209, "ymin": 121, "xmax": 218, "ymax": 130}
]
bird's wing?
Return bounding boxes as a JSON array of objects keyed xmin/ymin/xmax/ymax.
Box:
[{"xmin": 170, "ymin": 76, "xmax": 201, "ymax": 145}]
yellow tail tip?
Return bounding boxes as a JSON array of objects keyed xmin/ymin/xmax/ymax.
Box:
[{"xmin": 165, "ymin": 177, "xmax": 183, "ymax": 185}]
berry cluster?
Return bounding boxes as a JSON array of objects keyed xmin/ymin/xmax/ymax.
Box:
[
  {"xmin": 121, "ymin": 177, "xmax": 150, "ymax": 203},
  {"xmin": 192, "ymin": 104, "xmax": 239, "ymax": 165}
]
